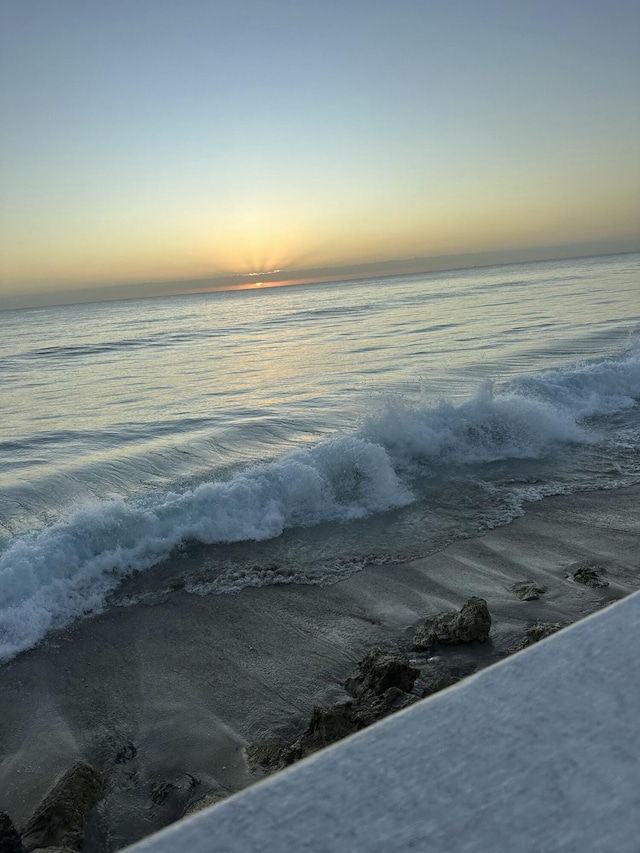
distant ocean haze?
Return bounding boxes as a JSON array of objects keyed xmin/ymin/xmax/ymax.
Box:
[{"xmin": 0, "ymin": 253, "xmax": 639, "ymax": 661}]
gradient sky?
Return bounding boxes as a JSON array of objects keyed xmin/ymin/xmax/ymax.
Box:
[{"xmin": 1, "ymin": 0, "xmax": 639, "ymax": 307}]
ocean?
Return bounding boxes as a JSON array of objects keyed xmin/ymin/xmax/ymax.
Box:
[{"xmin": 1, "ymin": 252, "xmax": 639, "ymax": 665}]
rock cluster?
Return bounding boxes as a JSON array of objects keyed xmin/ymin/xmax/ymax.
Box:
[
  {"xmin": 251, "ymin": 599, "xmax": 498, "ymax": 774},
  {"xmin": 413, "ymin": 597, "xmax": 491, "ymax": 651},
  {"xmin": 250, "ymin": 649, "xmax": 421, "ymax": 771}
]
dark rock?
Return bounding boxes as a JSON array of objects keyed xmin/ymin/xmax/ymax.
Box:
[
  {"xmin": 513, "ymin": 582, "xmax": 546, "ymax": 601},
  {"xmin": 345, "ymin": 649, "xmax": 419, "ymax": 700},
  {"xmin": 511, "ymin": 621, "xmax": 571, "ymax": 653},
  {"xmin": 456, "ymin": 597, "xmax": 492, "ymax": 641},
  {"xmin": 571, "ymin": 566, "xmax": 609, "ymax": 588},
  {"xmin": 414, "ymin": 597, "xmax": 491, "ymax": 651},
  {"xmin": 21, "ymin": 761, "xmax": 103, "ymax": 853},
  {"xmin": 0, "ymin": 810, "xmax": 21, "ymax": 853}
]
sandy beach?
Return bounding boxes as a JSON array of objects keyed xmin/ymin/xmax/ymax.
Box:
[{"xmin": 1, "ymin": 485, "xmax": 638, "ymax": 852}]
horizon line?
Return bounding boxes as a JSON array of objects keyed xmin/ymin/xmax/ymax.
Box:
[{"xmin": 2, "ymin": 240, "xmax": 639, "ymax": 312}]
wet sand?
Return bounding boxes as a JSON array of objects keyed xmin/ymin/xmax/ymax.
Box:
[{"xmin": 0, "ymin": 485, "xmax": 638, "ymax": 851}]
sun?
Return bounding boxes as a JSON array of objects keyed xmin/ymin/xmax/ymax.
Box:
[{"xmin": 255, "ymin": 282, "xmax": 263, "ymax": 287}]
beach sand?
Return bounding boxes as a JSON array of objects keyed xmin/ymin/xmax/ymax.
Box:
[{"xmin": 0, "ymin": 485, "xmax": 638, "ymax": 851}]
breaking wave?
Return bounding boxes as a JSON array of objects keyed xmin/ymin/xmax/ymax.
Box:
[
  {"xmin": 364, "ymin": 348, "xmax": 640, "ymax": 467},
  {"xmin": 0, "ymin": 349, "xmax": 638, "ymax": 662}
]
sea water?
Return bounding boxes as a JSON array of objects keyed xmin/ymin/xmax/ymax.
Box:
[{"xmin": 1, "ymin": 253, "xmax": 639, "ymax": 661}]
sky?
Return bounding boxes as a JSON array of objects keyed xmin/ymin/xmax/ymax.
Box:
[{"xmin": 1, "ymin": 0, "xmax": 639, "ymax": 308}]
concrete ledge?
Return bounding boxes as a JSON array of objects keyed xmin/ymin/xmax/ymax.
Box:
[{"xmin": 125, "ymin": 591, "xmax": 640, "ymax": 852}]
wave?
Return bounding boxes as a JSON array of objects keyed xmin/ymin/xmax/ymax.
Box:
[
  {"xmin": 362, "ymin": 380, "xmax": 584, "ymax": 467},
  {"xmin": 1, "ymin": 349, "xmax": 638, "ymax": 662},
  {"xmin": 363, "ymin": 352, "xmax": 640, "ymax": 465},
  {"xmin": 364, "ymin": 348, "xmax": 640, "ymax": 468},
  {"xmin": 0, "ymin": 437, "xmax": 411, "ymax": 661},
  {"xmin": 509, "ymin": 352, "xmax": 640, "ymax": 418}
]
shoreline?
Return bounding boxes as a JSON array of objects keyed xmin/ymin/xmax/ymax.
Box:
[{"xmin": 0, "ymin": 484, "xmax": 638, "ymax": 851}]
